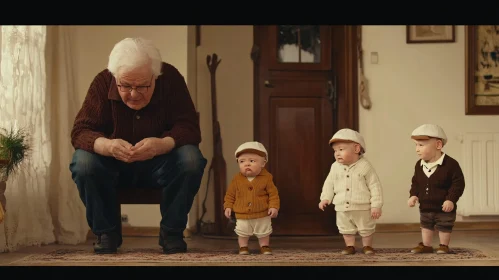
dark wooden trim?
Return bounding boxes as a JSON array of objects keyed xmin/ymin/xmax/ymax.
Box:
[
  {"xmin": 334, "ymin": 25, "xmax": 359, "ymax": 132},
  {"xmin": 196, "ymin": 25, "xmax": 201, "ymax": 47},
  {"xmin": 465, "ymin": 25, "xmax": 499, "ymax": 115},
  {"xmin": 253, "ymin": 25, "xmax": 263, "ymax": 141}
]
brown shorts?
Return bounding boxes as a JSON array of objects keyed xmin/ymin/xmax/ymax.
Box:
[{"xmin": 420, "ymin": 211, "xmax": 456, "ymax": 233}]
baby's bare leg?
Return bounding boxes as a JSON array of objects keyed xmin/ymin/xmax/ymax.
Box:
[
  {"xmin": 422, "ymin": 228, "xmax": 434, "ymax": 246},
  {"xmin": 238, "ymin": 236, "xmax": 250, "ymax": 248},
  {"xmin": 343, "ymin": 234, "xmax": 355, "ymax": 246},
  {"xmin": 361, "ymin": 234, "xmax": 373, "ymax": 247},
  {"xmin": 258, "ymin": 235, "xmax": 270, "ymax": 247},
  {"xmin": 438, "ymin": 231, "xmax": 451, "ymax": 246}
]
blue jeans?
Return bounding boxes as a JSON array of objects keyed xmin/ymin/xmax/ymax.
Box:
[{"xmin": 69, "ymin": 145, "xmax": 207, "ymax": 236}]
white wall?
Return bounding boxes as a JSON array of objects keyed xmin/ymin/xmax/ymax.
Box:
[
  {"xmin": 70, "ymin": 25, "xmax": 189, "ymax": 227},
  {"xmin": 194, "ymin": 25, "xmax": 254, "ymax": 225}
]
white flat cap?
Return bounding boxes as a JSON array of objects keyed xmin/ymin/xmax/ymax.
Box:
[
  {"xmin": 329, "ymin": 128, "xmax": 366, "ymax": 153},
  {"xmin": 235, "ymin": 141, "xmax": 268, "ymax": 161},
  {"xmin": 411, "ymin": 124, "xmax": 447, "ymax": 146}
]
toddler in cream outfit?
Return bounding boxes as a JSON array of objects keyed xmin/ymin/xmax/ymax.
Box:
[{"xmin": 319, "ymin": 128, "xmax": 383, "ymax": 255}]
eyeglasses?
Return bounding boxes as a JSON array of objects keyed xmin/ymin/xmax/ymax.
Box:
[{"xmin": 117, "ymin": 75, "xmax": 153, "ymax": 94}]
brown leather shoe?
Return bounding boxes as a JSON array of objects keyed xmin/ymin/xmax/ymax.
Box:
[
  {"xmin": 239, "ymin": 246, "xmax": 250, "ymax": 255},
  {"xmin": 341, "ymin": 246, "xmax": 356, "ymax": 255},
  {"xmin": 260, "ymin": 246, "xmax": 272, "ymax": 255},
  {"xmin": 411, "ymin": 242, "xmax": 433, "ymax": 253},
  {"xmin": 436, "ymin": 244, "xmax": 449, "ymax": 254},
  {"xmin": 362, "ymin": 246, "xmax": 375, "ymax": 255}
]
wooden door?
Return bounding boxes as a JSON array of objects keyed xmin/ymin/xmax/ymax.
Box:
[{"xmin": 253, "ymin": 25, "xmax": 359, "ymax": 236}]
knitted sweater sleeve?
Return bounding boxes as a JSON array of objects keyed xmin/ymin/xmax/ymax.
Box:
[
  {"xmin": 320, "ymin": 164, "xmax": 335, "ymax": 204},
  {"xmin": 266, "ymin": 177, "xmax": 280, "ymax": 210},
  {"xmin": 446, "ymin": 161, "xmax": 466, "ymax": 203},
  {"xmin": 365, "ymin": 166, "xmax": 383, "ymax": 209},
  {"xmin": 71, "ymin": 71, "xmax": 112, "ymax": 153},
  {"xmin": 160, "ymin": 68, "xmax": 201, "ymax": 147},
  {"xmin": 409, "ymin": 161, "xmax": 420, "ymax": 198},
  {"xmin": 223, "ymin": 176, "xmax": 238, "ymax": 210}
]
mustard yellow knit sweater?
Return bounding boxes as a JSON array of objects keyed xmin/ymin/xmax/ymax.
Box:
[{"xmin": 223, "ymin": 168, "xmax": 280, "ymax": 219}]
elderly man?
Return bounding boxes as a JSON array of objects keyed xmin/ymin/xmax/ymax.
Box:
[{"xmin": 69, "ymin": 37, "xmax": 207, "ymax": 254}]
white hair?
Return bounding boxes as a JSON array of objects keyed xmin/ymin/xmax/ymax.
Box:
[{"xmin": 107, "ymin": 37, "xmax": 163, "ymax": 77}]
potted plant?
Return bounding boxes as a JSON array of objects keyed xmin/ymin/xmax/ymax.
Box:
[{"xmin": 0, "ymin": 126, "xmax": 30, "ymax": 224}]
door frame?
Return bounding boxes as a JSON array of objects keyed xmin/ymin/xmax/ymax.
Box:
[
  {"xmin": 253, "ymin": 25, "xmax": 359, "ymax": 139},
  {"xmin": 251, "ymin": 25, "xmax": 359, "ymax": 235}
]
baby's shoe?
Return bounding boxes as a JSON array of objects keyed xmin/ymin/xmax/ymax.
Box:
[
  {"xmin": 362, "ymin": 246, "xmax": 375, "ymax": 255},
  {"xmin": 410, "ymin": 242, "xmax": 433, "ymax": 253},
  {"xmin": 341, "ymin": 246, "xmax": 356, "ymax": 255},
  {"xmin": 239, "ymin": 246, "xmax": 250, "ymax": 255},
  {"xmin": 436, "ymin": 244, "xmax": 449, "ymax": 254},
  {"xmin": 260, "ymin": 246, "xmax": 272, "ymax": 255}
]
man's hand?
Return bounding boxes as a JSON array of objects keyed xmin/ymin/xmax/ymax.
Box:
[
  {"xmin": 442, "ymin": 200, "xmax": 454, "ymax": 212},
  {"xmin": 106, "ymin": 139, "xmax": 134, "ymax": 163},
  {"xmin": 224, "ymin": 208, "xmax": 232, "ymax": 219},
  {"xmin": 408, "ymin": 196, "xmax": 419, "ymax": 207},
  {"xmin": 371, "ymin": 207, "xmax": 382, "ymax": 219},
  {"xmin": 318, "ymin": 200, "xmax": 330, "ymax": 211},
  {"xmin": 129, "ymin": 137, "xmax": 175, "ymax": 162},
  {"xmin": 268, "ymin": 208, "xmax": 278, "ymax": 218}
]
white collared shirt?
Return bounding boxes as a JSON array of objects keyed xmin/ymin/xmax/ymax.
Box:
[{"xmin": 421, "ymin": 153, "xmax": 446, "ymax": 178}]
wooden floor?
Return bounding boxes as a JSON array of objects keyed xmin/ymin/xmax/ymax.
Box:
[{"xmin": 1, "ymin": 229, "xmax": 499, "ymax": 266}]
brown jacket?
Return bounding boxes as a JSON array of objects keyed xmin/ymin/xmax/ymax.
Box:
[
  {"xmin": 409, "ymin": 154, "xmax": 465, "ymax": 213},
  {"xmin": 223, "ymin": 168, "xmax": 280, "ymax": 219},
  {"xmin": 71, "ymin": 62, "xmax": 201, "ymax": 153}
]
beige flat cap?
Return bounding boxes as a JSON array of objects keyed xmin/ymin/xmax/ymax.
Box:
[
  {"xmin": 411, "ymin": 124, "xmax": 447, "ymax": 146},
  {"xmin": 235, "ymin": 141, "xmax": 268, "ymax": 161},
  {"xmin": 328, "ymin": 128, "xmax": 366, "ymax": 153}
]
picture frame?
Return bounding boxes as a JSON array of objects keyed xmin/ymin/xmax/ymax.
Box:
[
  {"xmin": 465, "ymin": 25, "xmax": 499, "ymax": 115},
  {"xmin": 406, "ymin": 25, "xmax": 455, "ymax": 43}
]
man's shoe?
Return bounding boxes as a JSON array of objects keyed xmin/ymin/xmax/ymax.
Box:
[
  {"xmin": 159, "ymin": 229, "xmax": 187, "ymax": 254},
  {"xmin": 93, "ymin": 232, "xmax": 119, "ymax": 254}
]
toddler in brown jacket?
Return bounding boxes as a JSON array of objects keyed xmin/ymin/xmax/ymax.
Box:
[
  {"xmin": 408, "ymin": 124, "xmax": 465, "ymax": 254},
  {"xmin": 223, "ymin": 141, "xmax": 280, "ymax": 255}
]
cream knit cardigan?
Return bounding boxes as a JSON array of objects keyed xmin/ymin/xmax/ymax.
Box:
[{"xmin": 320, "ymin": 156, "xmax": 383, "ymax": 211}]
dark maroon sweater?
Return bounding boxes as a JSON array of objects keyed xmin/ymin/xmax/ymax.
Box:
[
  {"xmin": 409, "ymin": 154, "xmax": 465, "ymax": 213},
  {"xmin": 71, "ymin": 62, "xmax": 201, "ymax": 153}
]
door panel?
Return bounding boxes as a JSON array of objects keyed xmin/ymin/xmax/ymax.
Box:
[{"xmin": 269, "ymin": 97, "xmax": 336, "ymax": 235}]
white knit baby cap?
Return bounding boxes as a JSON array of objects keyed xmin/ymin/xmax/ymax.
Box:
[
  {"xmin": 411, "ymin": 124, "xmax": 448, "ymax": 146},
  {"xmin": 328, "ymin": 128, "xmax": 366, "ymax": 153},
  {"xmin": 235, "ymin": 141, "xmax": 268, "ymax": 161}
]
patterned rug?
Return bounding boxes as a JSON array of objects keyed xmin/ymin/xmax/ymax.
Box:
[{"xmin": 10, "ymin": 247, "xmax": 498, "ymax": 265}]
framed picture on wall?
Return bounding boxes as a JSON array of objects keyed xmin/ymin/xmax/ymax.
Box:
[
  {"xmin": 465, "ymin": 25, "xmax": 499, "ymax": 115},
  {"xmin": 406, "ymin": 25, "xmax": 455, "ymax": 43}
]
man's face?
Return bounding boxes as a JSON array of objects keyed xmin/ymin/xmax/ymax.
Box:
[
  {"xmin": 116, "ymin": 64, "xmax": 156, "ymax": 110},
  {"xmin": 237, "ymin": 153, "xmax": 266, "ymax": 177},
  {"xmin": 332, "ymin": 141, "xmax": 360, "ymax": 165},
  {"xmin": 414, "ymin": 138, "xmax": 443, "ymax": 162}
]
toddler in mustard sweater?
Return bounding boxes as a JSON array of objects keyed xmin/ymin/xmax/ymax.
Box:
[{"xmin": 223, "ymin": 141, "xmax": 280, "ymax": 255}]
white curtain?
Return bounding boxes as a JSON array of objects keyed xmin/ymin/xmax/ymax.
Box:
[
  {"xmin": 0, "ymin": 25, "xmax": 88, "ymax": 252},
  {"xmin": 45, "ymin": 26, "xmax": 88, "ymax": 245}
]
